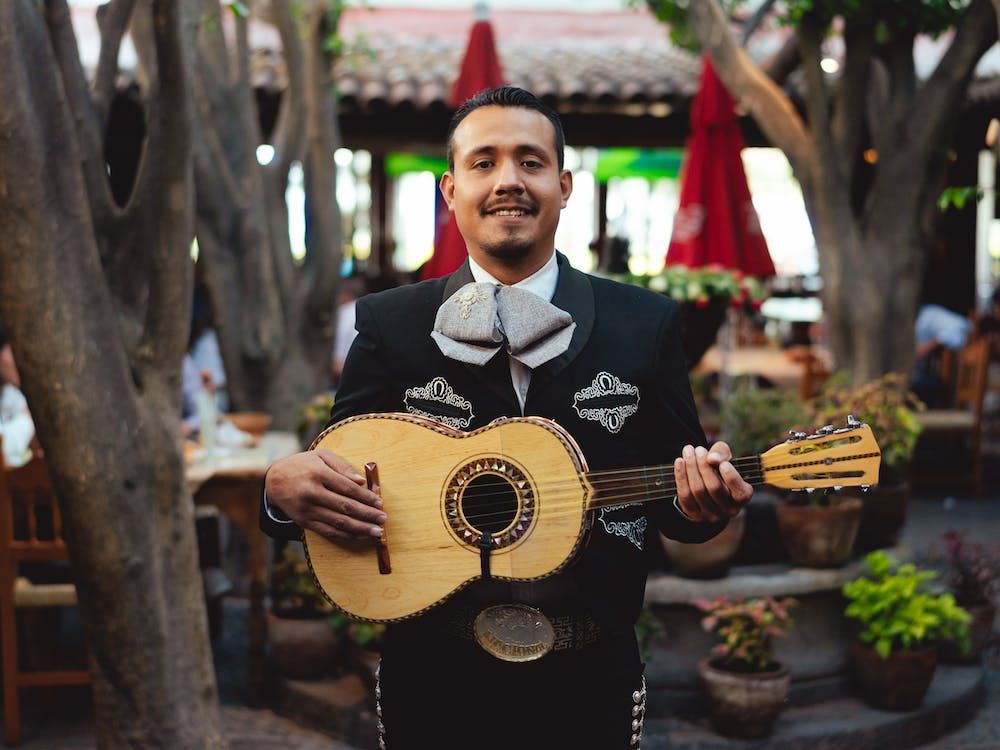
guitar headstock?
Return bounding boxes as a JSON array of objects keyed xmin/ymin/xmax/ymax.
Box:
[{"xmin": 759, "ymin": 416, "xmax": 881, "ymax": 490}]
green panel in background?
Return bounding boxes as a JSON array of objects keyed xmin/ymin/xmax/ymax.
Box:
[
  {"xmin": 595, "ymin": 148, "xmax": 684, "ymax": 182},
  {"xmin": 386, "ymin": 153, "xmax": 448, "ymax": 178}
]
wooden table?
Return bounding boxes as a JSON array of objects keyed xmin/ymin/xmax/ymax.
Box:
[
  {"xmin": 695, "ymin": 344, "xmax": 833, "ymax": 394},
  {"xmin": 186, "ymin": 431, "xmax": 300, "ymax": 703}
]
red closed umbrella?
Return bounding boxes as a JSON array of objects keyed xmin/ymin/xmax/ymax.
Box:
[
  {"xmin": 665, "ymin": 57, "xmax": 775, "ymax": 278},
  {"xmin": 421, "ymin": 13, "xmax": 505, "ymax": 280}
]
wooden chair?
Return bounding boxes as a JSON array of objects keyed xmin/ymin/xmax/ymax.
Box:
[
  {"xmin": 915, "ymin": 337, "xmax": 991, "ymax": 497},
  {"xmin": 0, "ymin": 447, "xmax": 88, "ymax": 746}
]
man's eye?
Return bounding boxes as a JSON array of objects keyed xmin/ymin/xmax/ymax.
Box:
[
  {"xmin": 473, "ymin": 161, "xmax": 493, "ymax": 169},
  {"xmin": 522, "ymin": 160, "xmax": 542, "ymax": 169}
]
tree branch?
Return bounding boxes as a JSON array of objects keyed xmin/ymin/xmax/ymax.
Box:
[
  {"xmin": 139, "ymin": 0, "xmax": 193, "ymax": 377},
  {"xmin": 796, "ymin": 11, "xmax": 839, "ymax": 180},
  {"xmin": 739, "ymin": 0, "xmax": 778, "ymax": 45},
  {"xmin": 687, "ymin": 0, "xmax": 813, "ymax": 176},
  {"xmin": 830, "ymin": 12, "xmax": 874, "ymax": 183},
  {"xmin": 909, "ymin": 0, "xmax": 997, "ymax": 159},
  {"xmin": 43, "ymin": 0, "xmax": 121, "ymax": 230},
  {"xmin": 870, "ymin": 30, "xmax": 916, "ymax": 159},
  {"xmin": 267, "ymin": 0, "xmax": 307, "ymax": 180},
  {"xmin": 92, "ymin": 0, "xmax": 137, "ymax": 129},
  {"xmin": 760, "ymin": 34, "xmax": 800, "ymax": 87},
  {"xmin": 302, "ymin": 6, "xmax": 342, "ymax": 321}
]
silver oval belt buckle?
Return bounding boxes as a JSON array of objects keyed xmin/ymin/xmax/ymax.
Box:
[{"xmin": 473, "ymin": 603, "xmax": 555, "ymax": 662}]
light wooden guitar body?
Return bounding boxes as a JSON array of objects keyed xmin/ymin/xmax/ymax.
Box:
[
  {"xmin": 304, "ymin": 414, "xmax": 594, "ymax": 622},
  {"xmin": 304, "ymin": 413, "xmax": 882, "ymax": 623}
]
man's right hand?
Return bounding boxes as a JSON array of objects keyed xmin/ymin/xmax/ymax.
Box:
[{"xmin": 264, "ymin": 450, "xmax": 386, "ymax": 543}]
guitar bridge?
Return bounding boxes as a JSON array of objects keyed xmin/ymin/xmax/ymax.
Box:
[{"xmin": 366, "ymin": 462, "xmax": 391, "ymax": 575}]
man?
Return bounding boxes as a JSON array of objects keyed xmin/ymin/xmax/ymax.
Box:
[
  {"xmin": 262, "ymin": 87, "xmax": 752, "ymax": 749},
  {"xmin": 0, "ymin": 323, "xmax": 35, "ymax": 469},
  {"xmin": 912, "ymin": 302, "xmax": 973, "ymax": 407}
]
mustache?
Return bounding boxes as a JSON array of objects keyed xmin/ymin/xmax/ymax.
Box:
[{"xmin": 480, "ymin": 200, "xmax": 538, "ymax": 216}]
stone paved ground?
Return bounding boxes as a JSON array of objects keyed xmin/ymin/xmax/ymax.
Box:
[{"xmin": 10, "ymin": 453, "xmax": 1000, "ymax": 749}]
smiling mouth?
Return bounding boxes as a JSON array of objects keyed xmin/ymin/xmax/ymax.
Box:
[{"xmin": 483, "ymin": 206, "xmax": 536, "ymax": 218}]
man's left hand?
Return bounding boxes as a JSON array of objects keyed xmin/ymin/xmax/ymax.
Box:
[{"xmin": 673, "ymin": 442, "xmax": 753, "ymax": 523}]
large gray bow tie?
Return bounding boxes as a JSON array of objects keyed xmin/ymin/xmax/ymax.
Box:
[{"xmin": 431, "ymin": 282, "xmax": 576, "ymax": 368}]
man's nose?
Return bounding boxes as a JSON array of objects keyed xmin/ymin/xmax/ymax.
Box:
[{"xmin": 493, "ymin": 160, "xmax": 524, "ymax": 193}]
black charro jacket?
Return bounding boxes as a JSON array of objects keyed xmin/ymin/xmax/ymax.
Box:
[{"xmin": 262, "ymin": 253, "xmax": 727, "ymax": 632}]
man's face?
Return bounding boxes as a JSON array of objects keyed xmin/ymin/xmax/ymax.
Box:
[{"xmin": 440, "ymin": 106, "xmax": 572, "ymax": 278}]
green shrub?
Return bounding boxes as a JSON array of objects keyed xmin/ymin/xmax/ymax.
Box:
[
  {"xmin": 842, "ymin": 550, "xmax": 970, "ymax": 659},
  {"xmin": 720, "ymin": 378, "xmax": 810, "ymax": 457}
]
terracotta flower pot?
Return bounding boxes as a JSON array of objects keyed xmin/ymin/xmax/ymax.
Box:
[
  {"xmin": 852, "ymin": 480, "xmax": 910, "ymax": 552},
  {"xmin": 660, "ymin": 510, "xmax": 746, "ymax": 579},
  {"xmin": 775, "ymin": 496, "xmax": 862, "ymax": 568},
  {"xmin": 851, "ymin": 641, "xmax": 938, "ymax": 711},
  {"xmin": 266, "ymin": 611, "xmax": 343, "ymax": 680},
  {"xmin": 698, "ymin": 658, "xmax": 790, "ymax": 738}
]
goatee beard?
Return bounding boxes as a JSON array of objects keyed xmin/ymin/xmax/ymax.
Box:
[{"xmin": 480, "ymin": 241, "xmax": 535, "ymax": 264}]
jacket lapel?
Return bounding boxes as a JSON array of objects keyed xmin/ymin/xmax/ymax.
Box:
[{"xmin": 531, "ymin": 252, "xmax": 595, "ymax": 385}]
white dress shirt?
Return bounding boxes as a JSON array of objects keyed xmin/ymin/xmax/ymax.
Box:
[{"xmin": 467, "ymin": 251, "xmax": 560, "ymax": 413}]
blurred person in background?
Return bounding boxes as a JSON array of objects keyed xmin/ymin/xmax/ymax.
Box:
[
  {"xmin": 0, "ymin": 322, "xmax": 35, "ymax": 468},
  {"xmin": 912, "ymin": 302, "xmax": 973, "ymax": 407}
]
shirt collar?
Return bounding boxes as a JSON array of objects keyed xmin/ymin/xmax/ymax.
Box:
[{"xmin": 467, "ymin": 251, "xmax": 559, "ymax": 303}]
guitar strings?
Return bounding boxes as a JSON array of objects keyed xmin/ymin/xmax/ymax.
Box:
[
  {"xmin": 437, "ymin": 479, "xmax": 773, "ymax": 528},
  {"xmin": 411, "ymin": 471, "xmax": 778, "ymax": 528},
  {"xmin": 419, "ymin": 464, "xmax": 871, "ymax": 527},
  {"xmin": 420, "ymin": 455, "xmax": 765, "ymax": 510}
]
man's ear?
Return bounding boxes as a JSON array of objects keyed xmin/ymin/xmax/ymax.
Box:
[
  {"xmin": 559, "ymin": 169, "xmax": 573, "ymax": 208},
  {"xmin": 440, "ymin": 172, "xmax": 455, "ymax": 210}
]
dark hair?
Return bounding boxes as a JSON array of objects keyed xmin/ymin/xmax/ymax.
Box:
[{"xmin": 446, "ymin": 86, "xmax": 565, "ymax": 172}]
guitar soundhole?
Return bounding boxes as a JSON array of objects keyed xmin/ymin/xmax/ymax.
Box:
[
  {"xmin": 461, "ymin": 474, "xmax": 518, "ymax": 535},
  {"xmin": 445, "ymin": 456, "xmax": 535, "ymax": 549}
]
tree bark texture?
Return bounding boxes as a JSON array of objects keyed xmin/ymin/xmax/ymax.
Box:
[
  {"xmin": 687, "ymin": 0, "xmax": 998, "ymax": 383},
  {"xmin": 187, "ymin": 1, "xmax": 343, "ymax": 430},
  {"xmin": 0, "ymin": 1, "xmax": 225, "ymax": 747}
]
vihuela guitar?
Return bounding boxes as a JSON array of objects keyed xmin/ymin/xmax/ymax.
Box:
[{"xmin": 303, "ymin": 413, "xmax": 880, "ymax": 623}]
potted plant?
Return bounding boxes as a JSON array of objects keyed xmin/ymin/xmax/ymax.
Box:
[
  {"xmin": 608, "ymin": 265, "xmax": 767, "ymax": 369},
  {"xmin": 811, "ymin": 372, "xmax": 924, "ymax": 551},
  {"xmin": 296, "ymin": 391, "xmax": 336, "ymax": 449},
  {"xmin": 696, "ymin": 595, "xmax": 795, "ymax": 738},
  {"xmin": 937, "ymin": 530, "xmax": 1000, "ymax": 663},
  {"xmin": 842, "ymin": 550, "xmax": 970, "ymax": 710},
  {"xmin": 268, "ymin": 546, "xmax": 344, "ymax": 680},
  {"xmin": 715, "ymin": 381, "xmax": 828, "ymax": 568}
]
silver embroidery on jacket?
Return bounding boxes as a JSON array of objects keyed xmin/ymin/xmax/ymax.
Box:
[
  {"xmin": 572, "ymin": 371, "xmax": 640, "ymax": 434},
  {"xmin": 598, "ymin": 504, "xmax": 646, "ymax": 550},
  {"xmin": 403, "ymin": 377, "xmax": 474, "ymax": 429}
]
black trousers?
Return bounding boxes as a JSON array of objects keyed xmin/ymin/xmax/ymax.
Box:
[{"xmin": 377, "ymin": 628, "xmax": 645, "ymax": 750}]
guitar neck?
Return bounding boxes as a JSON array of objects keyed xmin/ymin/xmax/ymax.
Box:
[{"xmin": 583, "ymin": 455, "xmax": 764, "ymax": 511}]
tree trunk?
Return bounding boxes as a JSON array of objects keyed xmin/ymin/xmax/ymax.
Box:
[
  {"xmin": 189, "ymin": 1, "xmax": 343, "ymax": 431},
  {"xmin": 685, "ymin": 0, "xmax": 996, "ymax": 383},
  {"xmin": 0, "ymin": 1, "xmax": 225, "ymax": 747}
]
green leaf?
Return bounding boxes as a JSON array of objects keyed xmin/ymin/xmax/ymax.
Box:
[{"xmin": 226, "ymin": 1, "xmax": 250, "ymax": 19}]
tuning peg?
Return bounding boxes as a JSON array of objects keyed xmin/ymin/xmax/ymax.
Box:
[
  {"xmin": 787, "ymin": 430, "xmax": 807, "ymax": 441},
  {"xmin": 833, "ymin": 485, "xmax": 843, "ymax": 492},
  {"xmin": 860, "ymin": 484, "xmax": 870, "ymax": 493},
  {"xmin": 847, "ymin": 414, "xmax": 861, "ymax": 428},
  {"xmin": 805, "ymin": 487, "xmax": 815, "ymax": 493},
  {"xmin": 818, "ymin": 425, "xmax": 835, "ymax": 435}
]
